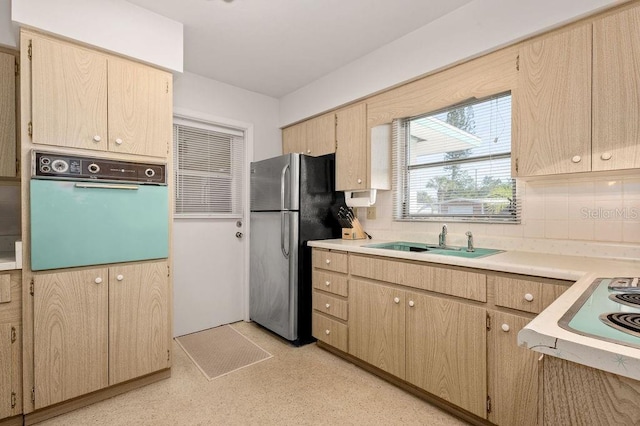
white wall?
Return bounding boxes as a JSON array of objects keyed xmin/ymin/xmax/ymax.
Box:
[
  {"xmin": 279, "ymin": 0, "xmax": 619, "ymax": 126},
  {"xmin": 0, "ymin": 1, "xmax": 18, "ymax": 48},
  {"xmin": 11, "ymin": 0, "xmax": 183, "ymax": 72}
]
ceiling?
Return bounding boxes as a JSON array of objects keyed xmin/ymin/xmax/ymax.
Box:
[{"xmin": 126, "ymin": 0, "xmax": 474, "ymax": 98}]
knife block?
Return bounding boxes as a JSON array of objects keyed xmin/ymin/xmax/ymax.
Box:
[{"xmin": 342, "ymin": 217, "xmax": 368, "ymax": 240}]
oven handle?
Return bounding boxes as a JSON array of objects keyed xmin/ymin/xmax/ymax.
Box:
[{"xmin": 74, "ymin": 183, "xmax": 139, "ymax": 190}]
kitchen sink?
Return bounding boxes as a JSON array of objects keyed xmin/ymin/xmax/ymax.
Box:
[{"xmin": 363, "ymin": 241, "xmax": 502, "ymax": 259}]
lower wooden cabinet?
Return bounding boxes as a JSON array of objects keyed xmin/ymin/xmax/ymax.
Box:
[
  {"xmin": 406, "ymin": 292, "xmax": 487, "ymax": 418},
  {"xmin": 0, "ymin": 271, "xmax": 22, "ymax": 421},
  {"xmin": 32, "ymin": 260, "xmax": 169, "ymax": 409},
  {"xmin": 487, "ymin": 310, "xmax": 538, "ymax": 426}
]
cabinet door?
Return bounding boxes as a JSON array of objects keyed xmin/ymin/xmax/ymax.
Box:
[
  {"xmin": 406, "ymin": 292, "xmax": 486, "ymax": 418},
  {"xmin": 109, "ymin": 261, "xmax": 170, "ymax": 385},
  {"xmin": 488, "ymin": 311, "xmax": 538, "ymax": 426},
  {"xmin": 33, "ymin": 268, "xmax": 109, "ymax": 409},
  {"xmin": 108, "ymin": 59, "xmax": 172, "ymax": 158},
  {"xmin": 0, "ymin": 52, "xmax": 16, "ymax": 178},
  {"xmin": 336, "ymin": 103, "xmax": 367, "ymax": 191},
  {"xmin": 306, "ymin": 113, "xmax": 335, "ymax": 156},
  {"xmin": 31, "ymin": 36, "xmax": 108, "ymax": 151},
  {"xmin": 0, "ymin": 323, "xmax": 19, "ymax": 419},
  {"xmin": 593, "ymin": 4, "xmax": 640, "ymax": 171},
  {"xmin": 282, "ymin": 122, "xmax": 306, "ymax": 154},
  {"xmin": 513, "ymin": 24, "xmax": 591, "ymax": 176},
  {"xmin": 348, "ymin": 279, "xmax": 405, "ymax": 378}
]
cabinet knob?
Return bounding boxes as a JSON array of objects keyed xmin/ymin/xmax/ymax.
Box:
[
  {"xmin": 115, "ymin": 138, "xmax": 123, "ymax": 145},
  {"xmin": 93, "ymin": 135, "xmax": 102, "ymax": 143},
  {"xmin": 571, "ymin": 155, "xmax": 581, "ymax": 163},
  {"xmin": 94, "ymin": 277, "xmax": 103, "ymax": 284},
  {"xmin": 325, "ymin": 329, "xmax": 331, "ymax": 335},
  {"xmin": 600, "ymin": 152, "xmax": 612, "ymax": 161},
  {"xmin": 357, "ymin": 178, "xmax": 362, "ymax": 184},
  {"xmin": 325, "ymin": 303, "xmax": 331, "ymax": 309},
  {"xmin": 307, "ymin": 149, "xmax": 311, "ymax": 154},
  {"xmin": 501, "ymin": 323, "xmax": 510, "ymax": 332},
  {"xmin": 524, "ymin": 293, "xmax": 534, "ymax": 302},
  {"xmin": 325, "ymin": 280, "xmax": 330, "ymax": 286},
  {"xmin": 394, "ymin": 297, "xmax": 400, "ymax": 304},
  {"xmin": 325, "ymin": 259, "xmax": 331, "ymax": 264},
  {"xmin": 116, "ymin": 274, "xmax": 124, "ymax": 281},
  {"xmin": 408, "ymin": 300, "xmax": 415, "ymax": 307}
]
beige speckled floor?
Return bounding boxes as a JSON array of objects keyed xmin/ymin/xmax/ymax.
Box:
[{"xmin": 37, "ymin": 321, "xmax": 468, "ymax": 425}]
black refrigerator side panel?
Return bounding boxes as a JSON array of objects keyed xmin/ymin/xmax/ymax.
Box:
[{"xmin": 296, "ymin": 153, "xmax": 343, "ymax": 344}]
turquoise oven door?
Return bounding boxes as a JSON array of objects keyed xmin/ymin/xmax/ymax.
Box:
[{"xmin": 30, "ymin": 179, "xmax": 169, "ymax": 271}]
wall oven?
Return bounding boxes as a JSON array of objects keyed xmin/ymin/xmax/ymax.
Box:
[{"xmin": 30, "ymin": 150, "xmax": 169, "ymax": 271}]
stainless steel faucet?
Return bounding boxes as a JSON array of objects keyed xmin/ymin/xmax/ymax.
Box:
[
  {"xmin": 465, "ymin": 231, "xmax": 475, "ymax": 252},
  {"xmin": 438, "ymin": 224, "xmax": 448, "ymax": 247}
]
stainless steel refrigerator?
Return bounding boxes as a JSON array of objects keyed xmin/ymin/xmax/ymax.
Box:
[{"xmin": 250, "ymin": 153, "xmax": 342, "ymax": 345}]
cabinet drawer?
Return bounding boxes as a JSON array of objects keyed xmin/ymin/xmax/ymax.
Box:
[
  {"xmin": 312, "ymin": 249, "xmax": 348, "ymax": 274},
  {"xmin": 349, "ymin": 254, "xmax": 486, "ymax": 302},
  {"xmin": 313, "ymin": 270, "xmax": 348, "ymax": 297},
  {"xmin": 494, "ymin": 276, "xmax": 568, "ymax": 314},
  {"xmin": 313, "ymin": 291, "xmax": 348, "ymax": 321},
  {"xmin": 313, "ymin": 312, "xmax": 348, "ymax": 352}
]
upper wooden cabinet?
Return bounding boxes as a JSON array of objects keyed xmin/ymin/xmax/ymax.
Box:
[
  {"xmin": 336, "ymin": 103, "xmax": 367, "ymax": 191},
  {"xmin": 592, "ymin": 3, "xmax": 640, "ymax": 171},
  {"xmin": 282, "ymin": 112, "xmax": 335, "ymax": 157},
  {"xmin": 29, "ymin": 33, "xmax": 171, "ymax": 158},
  {"xmin": 0, "ymin": 51, "xmax": 17, "ymax": 178},
  {"xmin": 513, "ymin": 23, "xmax": 592, "ymax": 177}
]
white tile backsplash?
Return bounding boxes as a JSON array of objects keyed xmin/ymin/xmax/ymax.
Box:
[
  {"xmin": 357, "ymin": 171, "xmax": 640, "ymax": 260},
  {"xmin": 0, "ymin": 184, "xmax": 20, "ymax": 237}
]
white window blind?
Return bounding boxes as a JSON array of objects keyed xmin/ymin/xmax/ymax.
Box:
[
  {"xmin": 173, "ymin": 118, "xmax": 245, "ymax": 218},
  {"xmin": 392, "ymin": 92, "xmax": 520, "ymax": 223}
]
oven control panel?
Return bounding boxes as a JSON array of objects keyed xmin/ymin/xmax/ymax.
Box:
[{"xmin": 31, "ymin": 151, "xmax": 166, "ymax": 184}]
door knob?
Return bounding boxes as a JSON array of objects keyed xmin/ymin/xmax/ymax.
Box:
[{"xmin": 235, "ymin": 232, "xmax": 243, "ymax": 238}]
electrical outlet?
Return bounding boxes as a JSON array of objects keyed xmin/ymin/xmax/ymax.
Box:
[{"xmin": 366, "ymin": 207, "xmax": 377, "ymax": 220}]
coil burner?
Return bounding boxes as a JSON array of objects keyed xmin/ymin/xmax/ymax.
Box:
[
  {"xmin": 600, "ymin": 312, "xmax": 640, "ymax": 338},
  {"xmin": 609, "ymin": 293, "xmax": 640, "ymax": 308}
]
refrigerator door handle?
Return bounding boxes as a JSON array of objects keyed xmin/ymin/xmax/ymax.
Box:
[
  {"xmin": 281, "ymin": 211, "xmax": 289, "ymax": 258},
  {"xmin": 280, "ymin": 163, "xmax": 290, "ymax": 211}
]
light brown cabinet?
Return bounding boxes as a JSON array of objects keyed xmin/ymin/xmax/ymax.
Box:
[
  {"xmin": 592, "ymin": 3, "xmax": 640, "ymax": 171},
  {"xmin": 406, "ymin": 292, "xmax": 486, "ymax": 418},
  {"xmin": 513, "ymin": 23, "xmax": 592, "ymax": 177},
  {"xmin": 282, "ymin": 113, "xmax": 335, "ymax": 157},
  {"xmin": 0, "ymin": 271, "xmax": 21, "ymax": 420},
  {"xmin": 29, "ymin": 32, "xmax": 172, "ymax": 158},
  {"xmin": 32, "ymin": 260, "xmax": 170, "ymax": 409},
  {"xmin": 335, "ymin": 103, "xmax": 367, "ymax": 191},
  {"xmin": 0, "ymin": 51, "xmax": 17, "ymax": 178},
  {"xmin": 487, "ymin": 310, "xmax": 538, "ymax": 426}
]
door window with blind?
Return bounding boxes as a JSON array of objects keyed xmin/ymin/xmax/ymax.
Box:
[
  {"xmin": 393, "ymin": 92, "xmax": 519, "ymax": 223},
  {"xmin": 173, "ymin": 118, "xmax": 245, "ymax": 218}
]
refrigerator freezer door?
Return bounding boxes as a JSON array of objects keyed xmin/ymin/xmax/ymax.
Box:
[
  {"xmin": 250, "ymin": 211, "xmax": 299, "ymax": 341},
  {"xmin": 250, "ymin": 153, "xmax": 300, "ymax": 211}
]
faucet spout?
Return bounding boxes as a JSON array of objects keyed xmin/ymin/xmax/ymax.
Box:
[
  {"xmin": 439, "ymin": 224, "xmax": 448, "ymax": 247},
  {"xmin": 465, "ymin": 231, "xmax": 474, "ymax": 252}
]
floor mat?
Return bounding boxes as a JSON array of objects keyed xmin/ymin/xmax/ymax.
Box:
[{"xmin": 175, "ymin": 324, "xmax": 272, "ymax": 380}]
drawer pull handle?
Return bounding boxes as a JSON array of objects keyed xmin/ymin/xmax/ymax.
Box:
[
  {"xmin": 601, "ymin": 152, "xmax": 612, "ymax": 161},
  {"xmin": 524, "ymin": 293, "xmax": 534, "ymax": 302},
  {"xmin": 95, "ymin": 277, "xmax": 103, "ymax": 284},
  {"xmin": 325, "ymin": 329, "xmax": 331, "ymax": 335},
  {"xmin": 325, "ymin": 303, "xmax": 331, "ymax": 309},
  {"xmin": 394, "ymin": 297, "xmax": 400, "ymax": 304},
  {"xmin": 93, "ymin": 135, "xmax": 102, "ymax": 143},
  {"xmin": 571, "ymin": 155, "xmax": 581, "ymax": 163},
  {"xmin": 325, "ymin": 280, "xmax": 330, "ymax": 286},
  {"xmin": 408, "ymin": 300, "xmax": 415, "ymax": 307},
  {"xmin": 116, "ymin": 274, "xmax": 124, "ymax": 281},
  {"xmin": 501, "ymin": 324, "xmax": 510, "ymax": 332},
  {"xmin": 325, "ymin": 259, "xmax": 331, "ymax": 264}
]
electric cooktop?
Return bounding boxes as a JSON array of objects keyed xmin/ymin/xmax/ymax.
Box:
[{"xmin": 558, "ymin": 277, "xmax": 640, "ymax": 350}]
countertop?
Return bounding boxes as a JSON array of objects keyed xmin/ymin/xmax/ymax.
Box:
[
  {"xmin": 0, "ymin": 241, "xmax": 22, "ymax": 271},
  {"xmin": 308, "ymin": 238, "xmax": 640, "ymax": 380}
]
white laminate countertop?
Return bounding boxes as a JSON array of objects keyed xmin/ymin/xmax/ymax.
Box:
[
  {"xmin": 308, "ymin": 238, "xmax": 640, "ymax": 380},
  {"xmin": 0, "ymin": 241, "xmax": 22, "ymax": 271}
]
